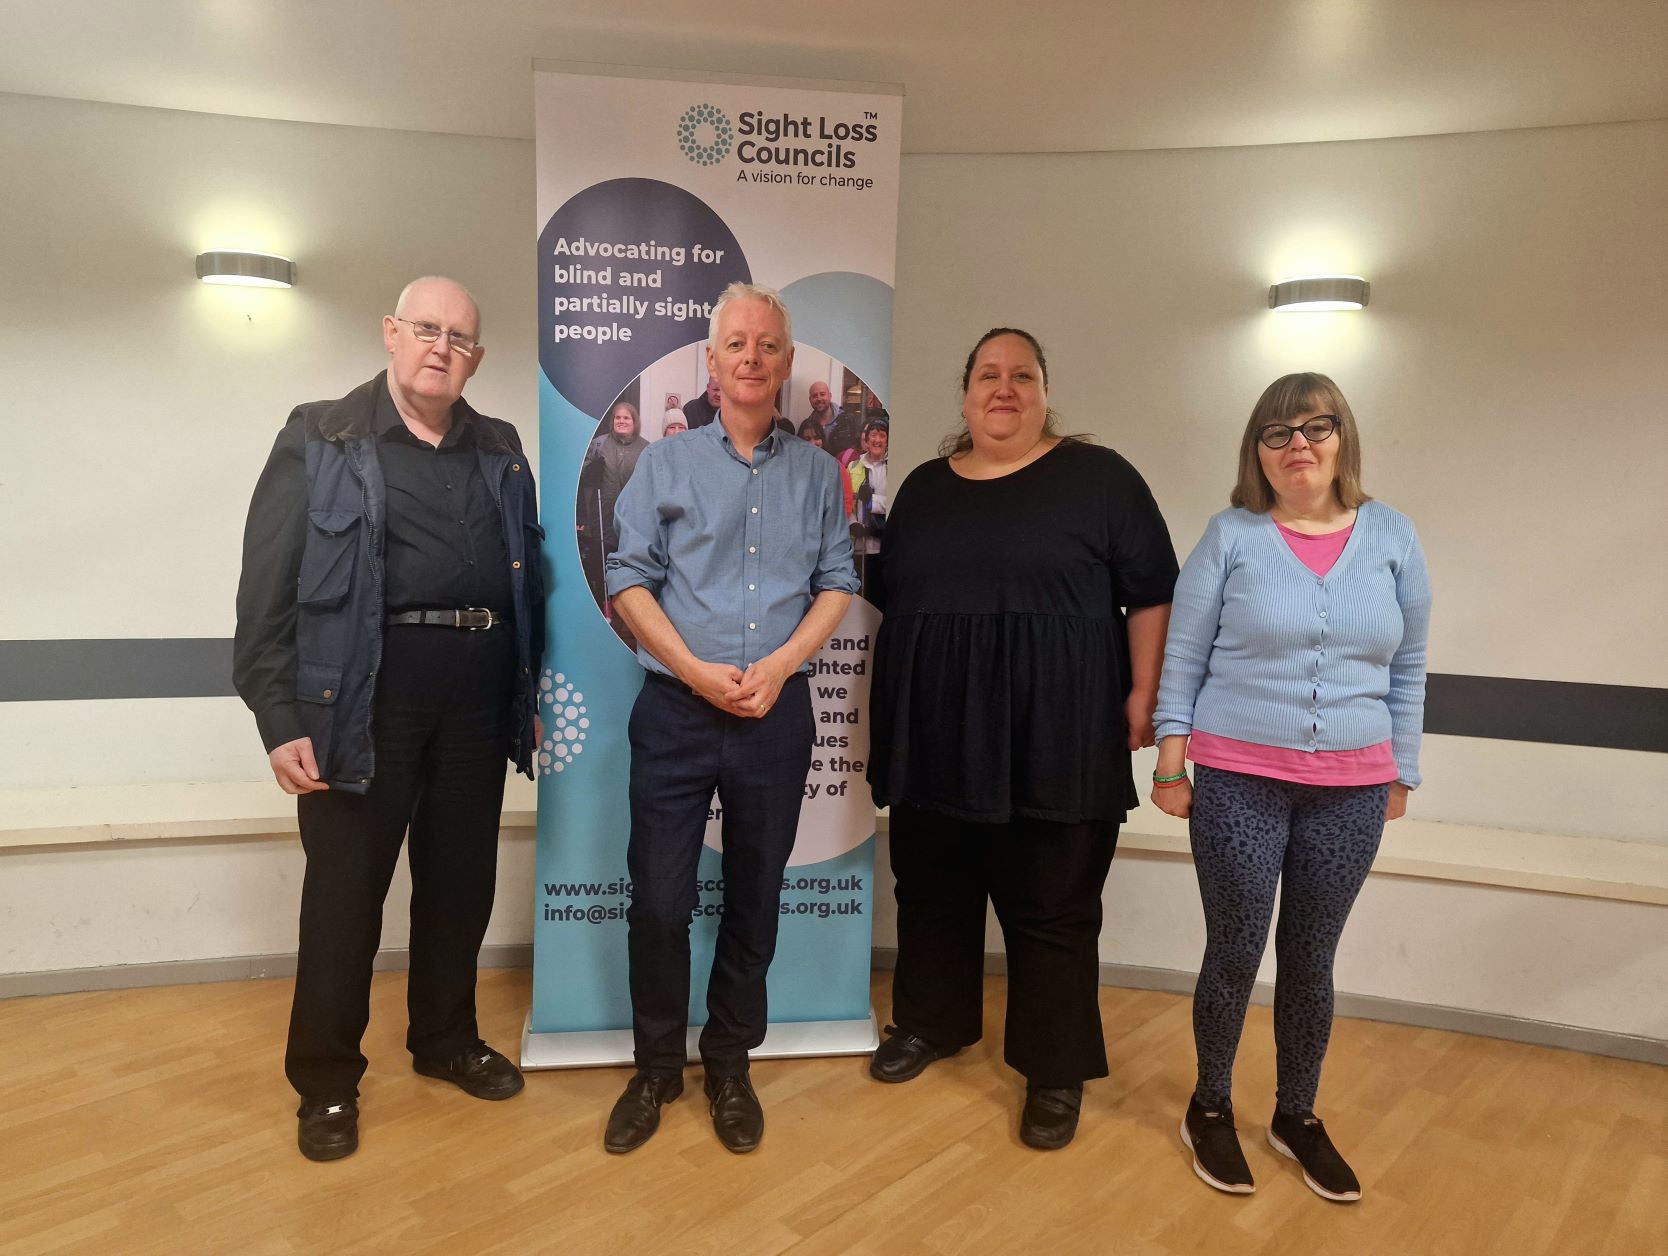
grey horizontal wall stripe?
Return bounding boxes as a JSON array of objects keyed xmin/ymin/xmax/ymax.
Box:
[
  {"xmin": 1423, "ymin": 673, "xmax": 1668, "ymax": 753},
  {"xmin": 2, "ymin": 643, "xmax": 1665, "ymax": 753},
  {"xmin": 0, "ymin": 639, "xmax": 236, "ymax": 701}
]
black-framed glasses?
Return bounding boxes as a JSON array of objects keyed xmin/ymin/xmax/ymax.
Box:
[
  {"xmin": 393, "ymin": 316, "xmax": 478, "ymax": 356},
  {"xmin": 1258, "ymin": 415, "xmax": 1338, "ymax": 449}
]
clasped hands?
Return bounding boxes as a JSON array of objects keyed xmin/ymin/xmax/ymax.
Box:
[{"xmin": 682, "ymin": 653, "xmax": 793, "ymax": 718}]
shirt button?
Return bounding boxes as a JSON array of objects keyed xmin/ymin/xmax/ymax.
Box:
[
  {"xmin": 750, "ymin": 506, "xmax": 759, "ymax": 514},
  {"xmin": 752, "ymin": 468, "xmax": 759, "ymax": 476},
  {"xmin": 512, "ymin": 463, "xmax": 521, "ymax": 471},
  {"xmin": 1319, "ymin": 610, "xmax": 1328, "ymax": 618},
  {"xmin": 748, "ymin": 583, "xmax": 756, "ymax": 591},
  {"xmin": 512, "ymin": 561, "xmax": 522, "ymax": 569},
  {"xmin": 322, "ymin": 689, "xmax": 333, "ymax": 699},
  {"xmin": 748, "ymin": 546, "xmax": 757, "ymax": 554},
  {"xmin": 748, "ymin": 622, "xmax": 757, "ymax": 630}
]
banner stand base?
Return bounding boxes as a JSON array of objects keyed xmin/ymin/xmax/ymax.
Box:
[{"xmin": 521, "ymin": 1010, "xmax": 879, "ymax": 1070}]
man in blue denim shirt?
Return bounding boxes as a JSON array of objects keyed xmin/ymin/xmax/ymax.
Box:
[{"xmin": 602, "ymin": 282, "xmax": 857, "ymax": 1155}]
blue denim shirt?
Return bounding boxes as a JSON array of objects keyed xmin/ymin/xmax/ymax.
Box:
[{"xmin": 605, "ymin": 417, "xmax": 858, "ymax": 675}]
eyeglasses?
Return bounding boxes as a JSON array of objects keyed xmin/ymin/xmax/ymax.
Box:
[
  {"xmin": 393, "ymin": 317, "xmax": 479, "ymax": 356},
  {"xmin": 1258, "ymin": 415, "xmax": 1339, "ymax": 449}
]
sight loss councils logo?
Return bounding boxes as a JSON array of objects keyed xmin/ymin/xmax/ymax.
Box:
[{"xmin": 677, "ymin": 103, "xmax": 733, "ymax": 166}]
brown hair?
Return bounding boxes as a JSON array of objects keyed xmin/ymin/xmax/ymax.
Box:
[
  {"xmin": 1230, "ymin": 372, "xmax": 1370, "ymax": 512},
  {"xmin": 941, "ymin": 327, "xmax": 1080, "ymax": 457}
]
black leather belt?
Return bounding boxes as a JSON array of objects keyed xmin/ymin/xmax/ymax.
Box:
[{"xmin": 386, "ymin": 608, "xmax": 503, "ymax": 630}]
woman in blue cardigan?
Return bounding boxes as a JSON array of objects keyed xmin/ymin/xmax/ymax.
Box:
[{"xmin": 1152, "ymin": 373, "xmax": 1430, "ymax": 1203}]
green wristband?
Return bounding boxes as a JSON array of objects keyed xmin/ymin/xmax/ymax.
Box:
[{"xmin": 1152, "ymin": 771, "xmax": 1188, "ymax": 784}]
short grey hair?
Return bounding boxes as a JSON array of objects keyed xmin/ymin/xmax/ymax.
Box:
[
  {"xmin": 394, "ymin": 276, "xmax": 482, "ymax": 339},
  {"xmin": 708, "ymin": 282, "xmax": 791, "ymax": 349}
]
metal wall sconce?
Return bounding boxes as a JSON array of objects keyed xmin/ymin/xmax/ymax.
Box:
[
  {"xmin": 195, "ymin": 251, "xmax": 296, "ymax": 288},
  {"xmin": 1269, "ymin": 275, "xmax": 1369, "ymax": 311}
]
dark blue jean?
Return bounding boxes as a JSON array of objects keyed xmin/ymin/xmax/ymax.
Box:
[{"xmin": 625, "ymin": 671, "xmax": 814, "ymax": 1076}]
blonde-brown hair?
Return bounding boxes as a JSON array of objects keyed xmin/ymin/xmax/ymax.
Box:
[{"xmin": 1230, "ymin": 372, "xmax": 1370, "ymax": 512}]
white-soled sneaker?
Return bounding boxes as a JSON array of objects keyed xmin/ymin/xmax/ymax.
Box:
[
  {"xmin": 1268, "ymin": 1109, "xmax": 1361, "ymax": 1202},
  {"xmin": 1180, "ymin": 1096, "xmax": 1254, "ymax": 1194}
]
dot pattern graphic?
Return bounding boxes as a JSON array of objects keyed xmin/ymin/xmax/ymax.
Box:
[
  {"xmin": 537, "ymin": 669, "xmax": 590, "ymax": 774},
  {"xmin": 676, "ymin": 103, "xmax": 733, "ymax": 166}
]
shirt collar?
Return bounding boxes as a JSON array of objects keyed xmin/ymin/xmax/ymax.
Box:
[
  {"xmin": 707, "ymin": 410, "xmax": 784, "ymax": 465},
  {"xmin": 374, "ymin": 379, "xmax": 473, "ymax": 448}
]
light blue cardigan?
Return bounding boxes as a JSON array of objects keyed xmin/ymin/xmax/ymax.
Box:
[{"xmin": 1154, "ymin": 500, "xmax": 1432, "ymax": 787}]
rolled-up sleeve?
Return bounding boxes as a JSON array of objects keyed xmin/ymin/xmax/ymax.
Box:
[
  {"xmin": 604, "ymin": 445, "xmax": 669, "ymax": 598},
  {"xmin": 810, "ymin": 455, "xmax": 859, "ymax": 595}
]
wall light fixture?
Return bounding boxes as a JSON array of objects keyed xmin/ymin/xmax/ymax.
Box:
[
  {"xmin": 1268, "ymin": 275, "xmax": 1368, "ymax": 311},
  {"xmin": 195, "ymin": 251, "xmax": 295, "ymax": 288}
]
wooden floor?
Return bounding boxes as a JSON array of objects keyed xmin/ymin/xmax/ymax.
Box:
[{"xmin": 2, "ymin": 970, "xmax": 1663, "ymax": 1256}]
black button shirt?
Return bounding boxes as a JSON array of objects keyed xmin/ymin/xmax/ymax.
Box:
[{"xmin": 374, "ymin": 385, "xmax": 513, "ymax": 613}]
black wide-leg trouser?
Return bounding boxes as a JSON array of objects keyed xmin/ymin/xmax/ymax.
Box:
[
  {"xmin": 888, "ymin": 803, "xmax": 1120, "ymax": 1088},
  {"xmin": 625, "ymin": 671, "xmax": 814, "ymax": 1078},
  {"xmin": 285, "ymin": 624, "xmax": 513, "ymax": 1103}
]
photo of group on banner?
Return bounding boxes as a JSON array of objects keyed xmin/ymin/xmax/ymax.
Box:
[{"xmin": 576, "ymin": 339, "xmax": 891, "ymax": 648}]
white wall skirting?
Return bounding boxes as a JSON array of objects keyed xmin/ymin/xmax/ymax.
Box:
[{"xmin": 4, "ymin": 944, "xmax": 1660, "ymax": 1069}]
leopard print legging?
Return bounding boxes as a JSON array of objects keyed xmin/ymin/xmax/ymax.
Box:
[{"xmin": 1188, "ymin": 763, "xmax": 1389, "ymax": 1114}]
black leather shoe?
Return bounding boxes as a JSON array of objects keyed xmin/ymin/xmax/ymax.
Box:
[
  {"xmin": 704, "ymin": 1072, "xmax": 764, "ymax": 1154},
  {"xmin": 297, "ymin": 1098, "xmax": 358, "ymax": 1162},
  {"xmin": 413, "ymin": 1042, "xmax": 525, "ymax": 1100},
  {"xmin": 1019, "ymin": 1084, "xmax": 1083, "ymax": 1150},
  {"xmin": 869, "ymin": 1025, "xmax": 959, "ymax": 1084},
  {"xmin": 604, "ymin": 1072, "xmax": 684, "ymax": 1154}
]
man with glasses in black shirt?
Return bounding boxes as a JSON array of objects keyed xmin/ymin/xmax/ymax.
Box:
[{"xmin": 234, "ymin": 276, "xmax": 544, "ymax": 1161}]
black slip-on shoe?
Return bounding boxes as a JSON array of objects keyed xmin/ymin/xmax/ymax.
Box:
[
  {"xmin": 1019, "ymin": 1084, "xmax": 1082, "ymax": 1150},
  {"xmin": 869, "ymin": 1025, "xmax": 960, "ymax": 1084},
  {"xmin": 413, "ymin": 1042, "xmax": 525, "ymax": 1101},
  {"xmin": 297, "ymin": 1098, "xmax": 358, "ymax": 1162}
]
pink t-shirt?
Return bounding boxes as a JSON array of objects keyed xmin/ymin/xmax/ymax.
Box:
[
  {"xmin": 1186, "ymin": 518, "xmax": 1398, "ymax": 787},
  {"xmin": 1275, "ymin": 519, "xmax": 1352, "ymax": 577}
]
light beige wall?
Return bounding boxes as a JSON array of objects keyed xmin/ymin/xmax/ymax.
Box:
[
  {"xmin": 890, "ymin": 120, "xmax": 1668, "ymax": 843},
  {"xmin": 0, "ymin": 92, "xmax": 538, "ymax": 789},
  {"xmin": 0, "ymin": 95, "xmax": 1662, "ymax": 1028}
]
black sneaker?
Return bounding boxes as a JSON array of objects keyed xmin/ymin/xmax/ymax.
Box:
[
  {"xmin": 1180, "ymin": 1095, "xmax": 1254, "ymax": 1194},
  {"xmin": 1268, "ymin": 1109, "xmax": 1361, "ymax": 1202}
]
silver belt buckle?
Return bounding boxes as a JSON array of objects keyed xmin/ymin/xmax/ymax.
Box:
[{"xmin": 461, "ymin": 607, "xmax": 496, "ymax": 630}]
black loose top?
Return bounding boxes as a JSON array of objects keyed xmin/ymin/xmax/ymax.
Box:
[
  {"xmin": 373, "ymin": 385, "xmax": 513, "ymax": 613},
  {"xmin": 867, "ymin": 441, "xmax": 1178, "ymax": 825}
]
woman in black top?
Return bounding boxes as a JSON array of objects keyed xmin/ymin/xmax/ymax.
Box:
[{"xmin": 865, "ymin": 328, "xmax": 1177, "ymax": 1149}]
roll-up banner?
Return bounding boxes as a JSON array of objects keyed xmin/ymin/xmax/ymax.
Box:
[{"xmin": 524, "ymin": 63, "xmax": 903, "ymax": 1067}]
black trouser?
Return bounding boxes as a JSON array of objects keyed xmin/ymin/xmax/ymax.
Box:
[
  {"xmin": 888, "ymin": 804, "xmax": 1120, "ymax": 1088},
  {"xmin": 285, "ymin": 623, "xmax": 513, "ymax": 1103},
  {"xmin": 625, "ymin": 671, "xmax": 814, "ymax": 1077}
]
